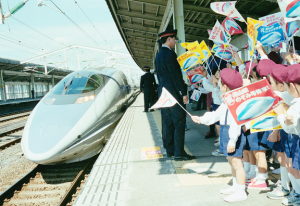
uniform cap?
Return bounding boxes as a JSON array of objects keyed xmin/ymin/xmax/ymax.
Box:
[
  {"xmin": 158, "ymin": 29, "xmax": 177, "ymax": 38},
  {"xmin": 270, "ymin": 64, "xmax": 288, "ymax": 84},
  {"xmin": 143, "ymin": 66, "xmax": 150, "ymax": 69},
  {"xmin": 256, "ymin": 59, "xmax": 276, "ymax": 77},
  {"xmin": 286, "ymin": 64, "xmax": 300, "ymax": 84},
  {"xmin": 245, "ymin": 62, "xmax": 257, "ymax": 75},
  {"xmin": 220, "ymin": 68, "xmax": 243, "ymax": 90}
]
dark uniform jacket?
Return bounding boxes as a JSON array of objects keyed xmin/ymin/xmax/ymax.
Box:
[
  {"xmin": 155, "ymin": 47, "xmax": 187, "ymax": 103},
  {"xmin": 140, "ymin": 72, "xmax": 157, "ymax": 93}
]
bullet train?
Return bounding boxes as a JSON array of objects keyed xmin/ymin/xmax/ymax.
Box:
[{"xmin": 21, "ymin": 67, "xmax": 139, "ymax": 165}]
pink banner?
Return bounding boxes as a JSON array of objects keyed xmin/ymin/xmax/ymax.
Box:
[{"xmin": 223, "ymin": 79, "xmax": 280, "ymax": 125}]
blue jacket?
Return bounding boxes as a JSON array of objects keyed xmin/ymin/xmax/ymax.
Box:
[{"xmin": 155, "ymin": 47, "xmax": 187, "ymax": 103}]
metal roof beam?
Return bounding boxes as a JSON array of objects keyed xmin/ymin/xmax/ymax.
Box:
[
  {"xmin": 123, "ymin": 28, "xmax": 157, "ymax": 35},
  {"xmin": 130, "ymin": 46, "xmax": 154, "ymax": 52},
  {"xmin": 3, "ymin": 70, "xmax": 64, "ymax": 79},
  {"xmin": 183, "ymin": 4, "xmax": 259, "ymax": 20},
  {"xmin": 127, "ymin": 0, "xmax": 167, "ymax": 7},
  {"xmin": 129, "ymin": 43, "xmax": 154, "ymax": 50},
  {"xmin": 125, "ymin": 33, "xmax": 156, "ymax": 40},
  {"xmin": 121, "ymin": 22, "xmax": 158, "ymax": 33},
  {"xmin": 184, "ymin": 21, "xmax": 212, "ymax": 30},
  {"xmin": 117, "ymin": 9, "xmax": 162, "ymax": 22},
  {"xmin": 185, "ymin": 34, "xmax": 208, "ymax": 41},
  {"xmin": 128, "ymin": 40, "xmax": 154, "ymax": 46}
]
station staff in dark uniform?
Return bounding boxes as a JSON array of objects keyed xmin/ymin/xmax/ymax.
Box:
[
  {"xmin": 155, "ymin": 29, "xmax": 194, "ymax": 160},
  {"xmin": 140, "ymin": 66, "xmax": 157, "ymax": 112}
]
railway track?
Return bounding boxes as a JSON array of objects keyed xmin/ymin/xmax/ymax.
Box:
[
  {"xmin": 0, "ymin": 110, "xmax": 32, "ymax": 123},
  {"xmin": 0, "ymin": 130, "xmax": 23, "ymax": 150},
  {"xmin": 0, "ymin": 156, "xmax": 97, "ymax": 206},
  {"xmin": 0, "ymin": 112, "xmax": 30, "ymax": 150}
]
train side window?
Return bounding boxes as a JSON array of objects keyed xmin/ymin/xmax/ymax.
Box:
[{"xmin": 81, "ymin": 75, "xmax": 102, "ymax": 93}]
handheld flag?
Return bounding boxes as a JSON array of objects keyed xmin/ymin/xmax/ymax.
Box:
[
  {"xmin": 181, "ymin": 42, "xmax": 192, "ymax": 48},
  {"xmin": 199, "ymin": 41, "xmax": 212, "ymax": 62},
  {"xmin": 277, "ymin": 0, "xmax": 300, "ymax": 23},
  {"xmin": 257, "ymin": 22, "xmax": 285, "ymax": 46},
  {"xmin": 191, "ymin": 90, "xmax": 201, "ymax": 101},
  {"xmin": 214, "ymin": 44, "xmax": 239, "ymax": 61},
  {"xmin": 177, "ymin": 51, "xmax": 203, "ymax": 71},
  {"xmin": 186, "ymin": 67, "xmax": 204, "ymax": 85},
  {"xmin": 222, "ymin": 17, "xmax": 243, "ymax": 35},
  {"xmin": 247, "ymin": 18, "xmax": 265, "ymax": 59},
  {"xmin": 209, "ymin": 20, "xmax": 231, "ymax": 45},
  {"xmin": 210, "ymin": 1, "xmax": 246, "ymax": 23},
  {"xmin": 250, "ymin": 110, "xmax": 282, "ymax": 133},
  {"xmin": 151, "ymin": 87, "xmax": 177, "ymax": 109},
  {"xmin": 223, "ymin": 79, "xmax": 280, "ymax": 125},
  {"xmin": 186, "ymin": 41, "xmax": 206, "ymax": 62},
  {"xmin": 151, "ymin": 87, "xmax": 192, "ymax": 116},
  {"xmin": 210, "ymin": 1, "xmax": 236, "ymax": 16},
  {"xmin": 207, "ymin": 29, "xmax": 212, "ymax": 36},
  {"xmin": 259, "ymin": 12, "xmax": 295, "ymax": 42}
]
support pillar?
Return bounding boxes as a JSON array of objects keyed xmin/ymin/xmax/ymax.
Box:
[
  {"xmin": 0, "ymin": 70, "xmax": 6, "ymax": 101},
  {"xmin": 52, "ymin": 76, "xmax": 55, "ymax": 87},
  {"xmin": 44, "ymin": 57, "xmax": 48, "ymax": 75},
  {"xmin": 30, "ymin": 73, "xmax": 35, "ymax": 98},
  {"xmin": 172, "ymin": 0, "xmax": 189, "ymax": 89},
  {"xmin": 172, "ymin": 0, "xmax": 185, "ymax": 56}
]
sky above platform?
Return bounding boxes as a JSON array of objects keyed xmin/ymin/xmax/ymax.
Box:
[{"xmin": 0, "ymin": 0, "xmax": 141, "ymax": 72}]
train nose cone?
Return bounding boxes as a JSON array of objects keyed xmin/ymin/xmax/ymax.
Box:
[{"xmin": 28, "ymin": 125, "xmax": 72, "ymax": 154}]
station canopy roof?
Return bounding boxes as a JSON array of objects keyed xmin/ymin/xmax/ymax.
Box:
[
  {"xmin": 0, "ymin": 57, "xmax": 72, "ymax": 83},
  {"xmin": 105, "ymin": 0, "xmax": 280, "ymax": 68}
]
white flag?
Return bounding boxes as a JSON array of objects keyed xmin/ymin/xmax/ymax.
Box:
[
  {"xmin": 277, "ymin": 0, "xmax": 300, "ymax": 23},
  {"xmin": 209, "ymin": 20, "xmax": 231, "ymax": 45},
  {"xmin": 191, "ymin": 90, "xmax": 201, "ymax": 101},
  {"xmin": 150, "ymin": 87, "xmax": 178, "ymax": 109}
]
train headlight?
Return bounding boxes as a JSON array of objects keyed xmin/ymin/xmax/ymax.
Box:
[{"xmin": 75, "ymin": 95, "xmax": 95, "ymax": 104}]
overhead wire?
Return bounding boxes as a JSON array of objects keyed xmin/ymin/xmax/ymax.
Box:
[
  {"xmin": 73, "ymin": 0, "xmax": 113, "ymax": 49},
  {"xmin": 49, "ymin": 0, "xmax": 103, "ymax": 49},
  {"xmin": 1, "ymin": 2, "xmax": 118, "ymax": 69},
  {"xmin": 0, "ymin": 32, "xmax": 80, "ymax": 65},
  {"xmin": 0, "ymin": 34, "xmax": 79, "ymax": 68},
  {"xmin": 5, "ymin": 17, "xmax": 86, "ymax": 68}
]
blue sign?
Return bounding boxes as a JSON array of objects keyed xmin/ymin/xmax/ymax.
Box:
[{"xmin": 257, "ymin": 22, "xmax": 285, "ymax": 46}]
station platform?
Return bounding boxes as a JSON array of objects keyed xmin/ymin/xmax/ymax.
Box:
[
  {"xmin": 0, "ymin": 97, "xmax": 42, "ymax": 115},
  {"xmin": 0, "ymin": 97, "xmax": 42, "ymax": 106},
  {"xmin": 73, "ymin": 94, "xmax": 282, "ymax": 206}
]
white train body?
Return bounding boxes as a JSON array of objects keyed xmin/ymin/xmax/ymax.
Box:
[{"xmin": 21, "ymin": 67, "xmax": 137, "ymax": 164}]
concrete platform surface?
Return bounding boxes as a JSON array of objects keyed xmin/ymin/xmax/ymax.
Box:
[
  {"xmin": 74, "ymin": 94, "xmax": 282, "ymax": 206},
  {"xmin": 0, "ymin": 97, "xmax": 42, "ymax": 105}
]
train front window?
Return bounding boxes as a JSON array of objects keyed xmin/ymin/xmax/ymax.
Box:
[
  {"xmin": 52, "ymin": 76, "xmax": 72, "ymax": 95},
  {"xmin": 52, "ymin": 73, "xmax": 102, "ymax": 95}
]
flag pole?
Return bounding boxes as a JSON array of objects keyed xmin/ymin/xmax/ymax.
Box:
[
  {"xmin": 247, "ymin": 57, "xmax": 253, "ymax": 79},
  {"xmin": 177, "ymin": 102, "xmax": 192, "ymax": 117},
  {"xmin": 292, "ymin": 37, "xmax": 296, "ymax": 54}
]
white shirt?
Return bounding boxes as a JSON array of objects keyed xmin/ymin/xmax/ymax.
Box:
[
  {"xmin": 202, "ymin": 77, "xmax": 222, "ymax": 105},
  {"xmin": 162, "ymin": 45, "xmax": 171, "ymax": 50},
  {"xmin": 277, "ymin": 97, "xmax": 300, "ymax": 135},
  {"xmin": 238, "ymin": 64, "xmax": 245, "ymax": 73},
  {"xmin": 200, "ymin": 103, "xmax": 241, "ymax": 147},
  {"xmin": 275, "ymin": 91, "xmax": 294, "ymax": 106}
]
